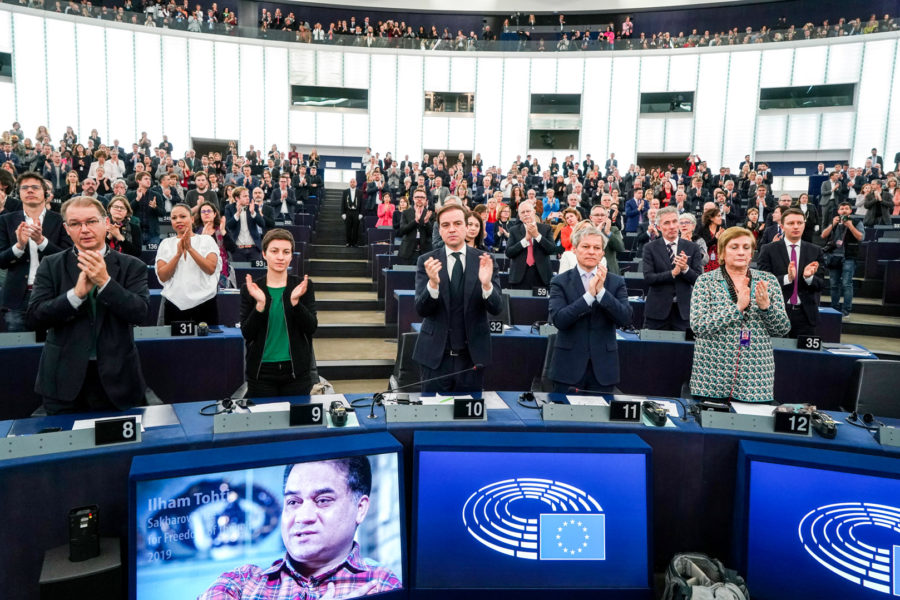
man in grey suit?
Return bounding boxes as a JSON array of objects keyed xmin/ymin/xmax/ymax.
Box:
[
  {"xmin": 431, "ymin": 176, "xmax": 450, "ymax": 207},
  {"xmin": 819, "ymin": 171, "xmax": 840, "ymax": 227}
]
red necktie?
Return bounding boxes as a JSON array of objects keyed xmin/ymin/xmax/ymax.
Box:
[
  {"xmin": 790, "ymin": 245, "xmax": 800, "ymax": 305},
  {"xmin": 526, "ymin": 239, "xmax": 535, "ymax": 266}
]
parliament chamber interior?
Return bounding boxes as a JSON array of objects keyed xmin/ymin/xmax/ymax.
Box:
[{"xmin": 2, "ymin": 0, "xmax": 900, "ymax": 597}]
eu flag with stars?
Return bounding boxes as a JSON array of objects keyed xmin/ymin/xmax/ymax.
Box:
[{"xmin": 539, "ymin": 513, "xmax": 606, "ymax": 560}]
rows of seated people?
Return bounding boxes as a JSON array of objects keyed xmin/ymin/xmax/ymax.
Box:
[{"xmin": 7, "ymin": 0, "xmax": 898, "ymax": 52}]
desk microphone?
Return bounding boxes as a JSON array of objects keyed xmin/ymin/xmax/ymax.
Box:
[
  {"xmin": 364, "ymin": 364, "xmax": 484, "ymax": 420},
  {"xmin": 568, "ymin": 386, "xmax": 615, "ymax": 396}
]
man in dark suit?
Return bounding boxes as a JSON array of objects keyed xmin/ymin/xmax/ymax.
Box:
[
  {"xmin": 341, "ymin": 178, "xmax": 363, "ymax": 247},
  {"xmin": 397, "ymin": 188, "xmax": 433, "ymax": 264},
  {"xmin": 0, "ymin": 172, "xmax": 71, "ymax": 331},
  {"xmin": 604, "ymin": 153, "xmax": 617, "ymax": 175},
  {"xmin": 506, "ymin": 200, "xmax": 557, "ymax": 290},
  {"xmin": 413, "ymin": 203, "xmax": 502, "ymax": 393},
  {"xmin": 27, "ymin": 196, "xmax": 149, "ymax": 414},
  {"xmin": 306, "ymin": 166, "xmax": 323, "ymax": 201},
  {"xmin": 819, "ymin": 171, "xmax": 841, "ymax": 226},
  {"xmin": 42, "ymin": 152, "xmax": 69, "ymax": 195},
  {"xmin": 225, "ymin": 187, "xmax": 266, "ymax": 262},
  {"xmin": 548, "ymin": 223, "xmax": 632, "ymax": 393},
  {"xmin": 641, "ymin": 206, "xmax": 703, "ymax": 331},
  {"xmin": 757, "ymin": 207, "xmax": 824, "ymax": 338},
  {"xmin": 269, "ymin": 173, "xmax": 297, "ymax": 220},
  {"xmin": 128, "ymin": 171, "xmax": 164, "ymax": 244}
]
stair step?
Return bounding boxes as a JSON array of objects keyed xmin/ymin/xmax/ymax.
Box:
[
  {"xmin": 316, "ymin": 324, "xmax": 397, "ymax": 338},
  {"xmin": 315, "ymin": 280, "xmax": 375, "ymax": 292},
  {"xmin": 311, "ymin": 245, "xmax": 368, "ymax": 259},
  {"xmin": 308, "ymin": 259, "xmax": 368, "ymax": 276},
  {"xmin": 317, "ymin": 360, "xmax": 395, "ymax": 381},
  {"xmin": 317, "ymin": 298, "xmax": 383, "ymax": 311}
]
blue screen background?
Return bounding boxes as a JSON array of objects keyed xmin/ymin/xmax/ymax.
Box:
[
  {"xmin": 415, "ymin": 450, "xmax": 649, "ymax": 589},
  {"xmin": 747, "ymin": 461, "xmax": 900, "ymax": 600}
]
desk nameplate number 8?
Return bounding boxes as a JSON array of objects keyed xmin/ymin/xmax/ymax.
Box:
[
  {"xmin": 95, "ymin": 417, "xmax": 138, "ymax": 446},
  {"xmin": 290, "ymin": 403, "xmax": 324, "ymax": 426},
  {"xmin": 774, "ymin": 411, "xmax": 811, "ymax": 435},
  {"xmin": 171, "ymin": 321, "xmax": 196, "ymax": 336},
  {"xmin": 454, "ymin": 398, "xmax": 485, "ymax": 420},
  {"xmin": 609, "ymin": 400, "xmax": 642, "ymax": 422}
]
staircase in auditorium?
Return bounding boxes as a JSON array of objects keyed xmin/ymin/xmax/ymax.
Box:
[{"xmin": 307, "ymin": 189, "xmax": 396, "ymax": 391}]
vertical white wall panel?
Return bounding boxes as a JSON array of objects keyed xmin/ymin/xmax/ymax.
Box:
[
  {"xmin": 637, "ymin": 119, "xmax": 664, "ymax": 152},
  {"xmin": 239, "ymin": 45, "xmax": 265, "ymax": 149},
  {"xmin": 395, "ymin": 54, "xmax": 423, "ymax": 159},
  {"xmin": 668, "ymin": 54, "xmax": 698, "ymax": 91},
  {"xmin": 759, "ymin": 48, "xmax": 793, "ymax": 87},
  {"xmin": 0, "ymin": 83, "xmax": 14, "ymax": 131},
  {"xmin": 133, "ymin": 31, "xmax": 163, "ymax": 146},
  {"xmin": 639, "ymin": 55, "xmax": 668, "ymax": 92},
  {"xmin": 342, "ymin": 112, "xmax": 369, "ymax": 148},
  {"xmin": 721, "ymin": 50, "xmax": 761, "ymax": 171},
  {"xmin": 289, "ymin": 48, "xmax": 315, "ymax": 84},
  {"xmin": 786, "ymin": 113, "xmax": 820, "ymax": 150},
  {"xmin": 819, "ymin": 112, "xmax": 854, "ymax": 150},
  {"xmin": 44, "ymin": 19, "xmax": 79, "ymax": 141},
  {"xmin": 450, "ymin": 56, "xmax": 476, "ymax": 93},
  {"xmin": 556, "ymin": 58, "xmax": 584, "ymax": 94},
  {"xmin": 580, "ymin": 57, "xmax": 612, "ymax": 168},
  {"xmin": 264, "ymin": 47, "xmax": 290, "ymax": 155},
  {"xmin": 755, "ymin": 114, "xmax": 788, "ymax": 151},
  {"xmin": 529, "ymin": 57, "xmax": 556, "ymax": 93},
  {"xmin": 369, "ymin": 54, "xmax": 397, "ymax": 155},
  {"xmin": 13, "ymin": 14, "xmax": 47, "ymax": 137},
  {"xmin": 105, "ymin": 29, "xmax": 135, "ymax": 144},
  {"xmin": 500, "ymin": 58, "xmax": 530, "ymax": 163},
  {"xmin": 664, "ymin": 118, "xmax": 693, "ymax": 154},
  {"xmin": 187, "ymin": 39, "xmax": 215, "ymax": 140},
  {"xmin": 608, "ymin": 56, "xmax": 640, "ymax": 166},
  {"xmin": 692, "ymin": 53, "xmax": 729, "ymax": 169},
  {"xmin": 422, "ymin": 117, "xmax": 449, "ymax": 150},
  {"xmin": 316, "ymin": 51, "xmax": 343, "ymax": 86},
  {"xmin": 447, "ymin": 118, "xmax": 474, "ymax": 152},
  {"xmin": 473, "ymin": 57, "xmax": 503, "ymax": 168},
  {"xmin": 853, "ymin": 39, "xmax": 895, "ymax": 165},
  {"xmin": 883, "ymin": 42, "xmax": 900, "ymax": 170},
  {"xmin": 0, "ymin": 10, "xmax": 11, "ymax": 52},
  {"xmin": 161, "ymin": 36, "xmax": 188, "ymax": 154},
  {"xmin": 76, "ymin": 23, "xmax": 109, "ymax": 143},
  {"xmin": 289, "ymin": 110, "xmax": 315, "ymax": 145},
  {"xmin": 791, "ymin": 46, "xmax": 827, "ymax": 86},
  {"xmin": 826, "ymin": 43, "xmax": 863, "ymax": 83},
  {"xmin": 342, "ymin": 52, "xmax": 369, "ymax": 88},
  {"xmin": 315, "ymin": 112, "xmax": 342, "ymax": 147},
  {"xmin": 215, "ymin": 42, "xmax": 240, "ymax": 142},
  {"xmin": 424, "ymin": 56, "xmax": 450, "ymax": 91}
]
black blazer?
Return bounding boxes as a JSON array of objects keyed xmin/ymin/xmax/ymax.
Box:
[
  {"xmin": 341, "ymin": 187, "xmax": 362, "ymax": 214},
  {"xmin": 26, "ymin": 249, "xmax": 150, "ymax": 409},
  {"xmin": 239, "ymin": 274, "xmax": 317, "ymax": 384},
  {"xmin": 0, "ymin": 210, "xmax": 71, "ymax": 309},
  {"xmin": 506, "ymin": 222, "xmax": 557, "ymax": 286},
  {"xmin": 412, "ymin": 247, "xmax": 503, "ymax": 370},
  {"xmin": 397, "ymin": 207, "xmax": 433, "ymax": 259},
  {"xmin": 641, "ymin": 237, "xmax": 703, "ymax": 321},
  {"xmin": 757, "ymin": 240, "xmax": 825, "ymax": 326}
]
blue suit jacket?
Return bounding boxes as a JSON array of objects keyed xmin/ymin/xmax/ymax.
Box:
[
  {"xmin": 624, "ymin": 198, "xmax": 648, "ymax": 233},
  {"xmin": 548, "ymin": 267, "xmax": 632, "ymax": 386},
  {"xmin": 412, "ymin": 247, "xmax": 503, "ymax": 370}
]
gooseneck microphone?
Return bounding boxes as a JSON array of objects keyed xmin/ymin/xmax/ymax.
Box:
[{"xmin": 362, "ymin": 364, "xmax": 484, "ymax": 420}]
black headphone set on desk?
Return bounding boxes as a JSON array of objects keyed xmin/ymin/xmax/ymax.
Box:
[
  {"xmin": 199, "ymin": 397, "xmax": 254, "ymax": 416},
  {"xmin": 844, "ymin": 411, "xmax": 885, "ymax": 431}
]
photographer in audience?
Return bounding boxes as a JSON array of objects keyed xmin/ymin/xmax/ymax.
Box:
[{"xmin": 821, "ymin": 201, "xmax": 864, "ymax": 318}]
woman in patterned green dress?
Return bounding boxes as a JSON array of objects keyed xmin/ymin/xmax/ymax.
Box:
[{"xmin": 690, "ymin": 227, "xmax": 791, "ymax": 403}]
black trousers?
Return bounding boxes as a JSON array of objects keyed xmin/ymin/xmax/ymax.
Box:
[
  {"xmin": 644, "ymin": 302, "xmax": 690, "ymax": 332},
  {"xmin": 162, "ymin": 297, "xmax": 220, "ymax": 327},
  {"xmin": 510, "ymin": 266, "xmax": 544, "ymax": 290},
  {"xmin": 345, "ymin": 211, "xmax": 360, "ymax": 246},
  {"xmin": 232, "ymin": 246, "xmax": 262, "ymax": 262},
  {"xmin": 247, "ymin": 361, "xmax": 312, "ymax": 398},
  {"xmin": 786, "ymin": 304, "xmax": 816, "ymax": 338},
  {"xmin": 420, "ymin": 349, "xmax": 484, "ymax": 394},
  {"xmin": 43, "ymin": 361, "xmax": 136, "ymax": 415},
  {"xmin": 552, "ymin": 360, "xmax": 615, "ymax": 394}
]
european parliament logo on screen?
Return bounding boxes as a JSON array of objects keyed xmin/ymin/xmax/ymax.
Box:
[
  {"xmin": 462, "ymin": 478, "xmax": 606, "ymax": 561},
  {"xmin": 798, "ymin": 502, "xmax": 900, "ymax": 596}
]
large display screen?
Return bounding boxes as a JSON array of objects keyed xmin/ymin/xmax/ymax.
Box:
[
  {"xmin": 415, "ymin": 448, "xmax": 649, "ymax": 589},
  {"xmin": 746, "ymin": 460, "xmax": 900, "ymax": 599},
  {"xmin": 130, "ymin": 437, "xmax": 403, "ymax": 600}
]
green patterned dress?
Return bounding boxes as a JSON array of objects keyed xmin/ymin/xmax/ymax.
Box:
[{"xmin": 689, "ymin": 268, "xmax": 791, "ymax": 402}]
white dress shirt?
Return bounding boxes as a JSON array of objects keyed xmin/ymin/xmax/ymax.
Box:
[
  {"xmin": 782, "ymin": 238, "xmax": 814, "ymax": 287},
  {"xmin": 576, "ymin": 263, "xmax": 606, "ymax": 305},
  {"xmin": 11, "ymin": 209, "xmax": 50, "ymax": 285},
  {"xmin": 426, "ymin": 245, "xmax": 493, "ymax": 299}
]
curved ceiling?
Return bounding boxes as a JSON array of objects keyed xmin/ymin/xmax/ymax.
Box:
[{"xmin": 286, "ymin": 0, "xmax": 756, "ymax": 14}]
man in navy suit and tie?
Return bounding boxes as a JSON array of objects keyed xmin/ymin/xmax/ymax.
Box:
[
  {"xmin": 548, "ymin": 223, "xmax": 632, "ymax": 393},
  {"xmin": 413, "ymin": 204, "xmax": 503, "ymax": 393},
  {"xmin": 641, "ymin": 206, "xmax": 703, "ymax": 331}
]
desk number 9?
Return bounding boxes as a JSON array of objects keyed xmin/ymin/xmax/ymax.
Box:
[{"xmin": 311, "ymin": 406, "xmax": 321, "ymax": 422}]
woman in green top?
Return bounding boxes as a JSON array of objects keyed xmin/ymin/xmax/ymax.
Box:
[{"xmin": 240, "ymin": 229, "xmax": 318, "ymax": 397}]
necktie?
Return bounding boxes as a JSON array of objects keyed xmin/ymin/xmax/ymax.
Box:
[
  {"xmin": 526, "ymin": 238, "xmax": 535, "ymax": 266},
  {"xmin": 582, "ymin": 271, "xmax": 591, "ymax": 294},
  {"xmin": 667, "ymin": 242, "xmax": 676, "ymax": 264},
  {"xmin": 790, "ymin": 244, "xmax": 800, "ymax": 305},
  {"xmin": 450, "ymin": 252, "xmax": 464, "ymax": 302}
]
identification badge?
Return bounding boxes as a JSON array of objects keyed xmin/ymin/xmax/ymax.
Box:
[{"xmin": 739, "ymin": 329, "xmax": 751, "ymax": 347}]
